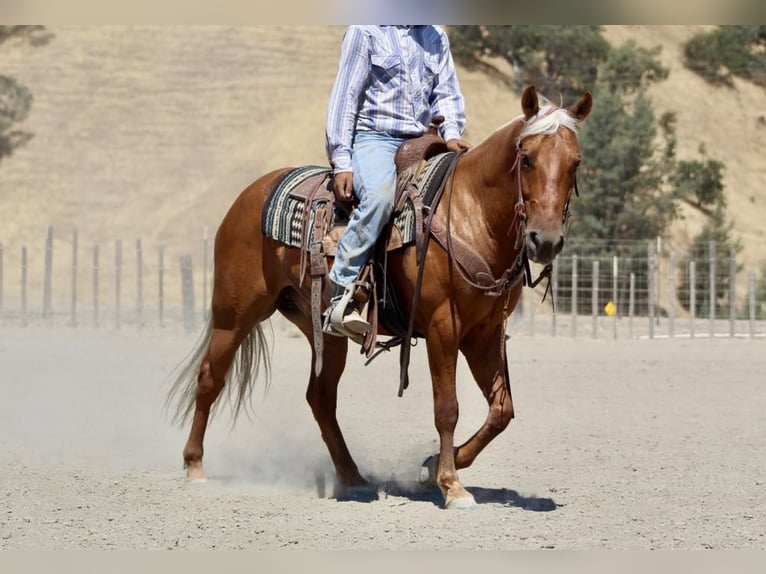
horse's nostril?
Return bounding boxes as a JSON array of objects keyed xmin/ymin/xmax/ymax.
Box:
[{"xmin": 529, "ymin": 231, "xmax": 540, "ymax": 246}]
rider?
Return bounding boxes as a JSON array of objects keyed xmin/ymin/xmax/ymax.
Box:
[{"xmin": 324, "ymin": 25, "xmax": 471, "ymax": 337}]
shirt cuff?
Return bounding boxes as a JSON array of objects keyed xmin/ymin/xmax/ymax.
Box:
[
  {"xmin": 441, "ymin": 124, "xmax": 462, "ymax": 143},
  {"xmin": 331, "ymin": 150, "xmax": 353, "ymax": 172}
]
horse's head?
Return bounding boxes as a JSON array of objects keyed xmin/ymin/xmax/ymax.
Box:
[{"xmin": 514, "ymin": 85, "xmax": 592, "ymax": 264}]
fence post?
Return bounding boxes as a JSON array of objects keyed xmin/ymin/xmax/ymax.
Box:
[
  {"xmin": 591, "ymin": 260, "xmax": 599, "ymax": 339},
  {"xmin": 180, "ymin": 255, "xmax": 196, "ymax": 333},
  {"xmin": 0, "ymin": 242, "xmax": 4, "ymax": 324},
  {"xmin": 749, "ymin": 272, "xmax": 756, "ymax": 338},
  {"xmin": 728, "ymin": 249, "xmax": 736, "ymax": 337},
  {"xmin": 689, "ymin": 261, "xmax": 696, "ymax": 338},
  {"xmin": 21, "ymin": 246, "xmax": 28, "ymax": 327},
  {"xmin": 115, "ymin": 239, "xmax": 122, "ymax": 330},
  {"xmin": 158, "ymin": 246, "xmax": 165, "ymax": 328},
  {"xmin": 571, "ymin": 254, "xmax": 578, "ymax": 338},
  {"xmin": 668, "ymin": 251, "xmax": 675, "ymax": 338},
  {"xmin": 202, "ymin": 227, "xmax": 209, "ymax": 321},
  {"xmin": 136, "ymin": 238, "xmax": 144, "ymax": 329},
  {"xmin": 612, "ymin": 255, "xmax": 618, "ymax": 340},
  {"xmin": 629, "ymin": 272, "xmax": 635, "ymax": 339},
  {"xmin": 43, "ymin": 225, "xmax": 53, "ymax": 325},
  {"xmin": 551, "ymin": 258, "xmax": 558, "ymax": 337},
  {"xmin": 93, "ymin": 245, "xmax": 99, "ymax": 328},
  {"xmin": 529, "ymin": 281, "xmax": 536, "ymax": 337},
  {"xmin": 708, "ymin": 241, "xmax": 716, "ymax": 338},
  {"xmin": 70, "ymin": 228, "xmax": 78, "ymax": 327},
  {"xmin": 647, "ymin": 244, "xmax": 655, "ymax": 339}
]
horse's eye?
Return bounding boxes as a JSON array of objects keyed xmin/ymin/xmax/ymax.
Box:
[
  {"xmin": 571, "ymin": 159, "xmax": 581, "ymax": 172},
  {"xmin": 520, "ymin": 154, "xmax": 532, "ymax": 170}
]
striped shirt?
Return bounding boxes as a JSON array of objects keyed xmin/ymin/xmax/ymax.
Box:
[{"xmin": 325, "ymin": 25, "xmax": 467, "ymax": 172}]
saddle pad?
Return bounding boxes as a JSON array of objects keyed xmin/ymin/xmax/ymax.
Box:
[
  {"xmin": 261, "ymin": 165, "xmax": 331, "ymax": 247},
  {"xmin": 262, "ymin": 152, "xmax": 454, "ymax": 249}
]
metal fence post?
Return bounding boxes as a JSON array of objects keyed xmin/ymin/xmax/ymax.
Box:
[
  {"xmin": 648, "ymin": 244, "xmax": 655, "ymax": 339},
  {"xmin": 571, "ymin": 254, "xmax": 578, "ymax": 338},
  {"xmin": 115, "ymin": 239, "xmax": 122, "ymax": 330},
  {"xmin": 93, "ymin": 245, "xmax": 99, "ymax": 328},
  {"xmin": 202, "ymin": 227, "xmax": 209, "ymax": 322},
  {"xmin": 668, "ymin": 251, "xmax": 675, "ymax": 338},
  {"xmin": 728, "ymin": 249, "xmax": 736, "ymax": 337},
  {"xmin": 551, "ymin": 258, "xmax": 558, "ymax": 337},
  {"xmin": 749, "ymin": 272, "xmax": 756, "ymax": 338},
  {"xmin": 180, "ymin": 255, "xmax": 196, "ymax": 333},
  {"xmin": 629, "ymin": 272, "xmax": 635, "ymax": 339},
  {"xmin": 158, "ymin": 246, "xmax": 165, "ymax": 328},
  {"xmin": 43, "ymin": 225, "xmax": 53, "ymax": 325},
  {"xmin": 70, "ymin": 228, "xmax": 78, "ymax": 327},
  {"xmin": 592, "ymin": 260, "xmax": 599, "ymax": 339},
  {"xmin": 612, "ymin": 255, "xmax": 618, "ymax": 340},
  {"xmin": 0, "ymin": 242, "xmax": 4, "ymax": 323},
  {"xmin": 708, "ymin": 241, "xmax": 716, "ymax": 337},
  {"xmin": 689, "ymin": 261, "xmax": 696, "ymax": 338},
  {"xmin": 136, "ymin": 238, "xmax": 144, "ymax": 329},
  {"xmin": 21, "ymin": 246, "xmax": 28, "ymax": 327}
]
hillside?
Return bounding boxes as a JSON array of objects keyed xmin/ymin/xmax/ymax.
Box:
[{"xmin": 2, "ymin": 26, "xmax": 765, "ymax": 308}]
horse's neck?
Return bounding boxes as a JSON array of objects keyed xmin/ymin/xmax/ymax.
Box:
[{"xmin": 450, "ymin": 119, "xmax": 523, "ymax": 260}]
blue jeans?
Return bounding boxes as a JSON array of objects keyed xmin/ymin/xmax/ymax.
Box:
[{"xmin": 329, "ymin": 131, "xmax": 405, "ymax": 288}]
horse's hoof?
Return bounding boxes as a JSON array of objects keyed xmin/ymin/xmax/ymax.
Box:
[
  {"xmin": 185, "ymin": 462, "xmax": 207, "ymax": 483},
  {"xmin": 445, "ymin": 492, "xmax": 477, "ymax": 510},
  {"xmin": 418, "ymin": 455, "xmax": 438, "ymax": 487}
]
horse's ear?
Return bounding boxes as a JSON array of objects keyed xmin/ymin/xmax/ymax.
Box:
[
  {"xmin": 521, "ymin": 85, "xmax": 539, "ymax": 119},
  {"xmin": 569, "ymin": 91, "xmax": 593, "ymax": 122}
]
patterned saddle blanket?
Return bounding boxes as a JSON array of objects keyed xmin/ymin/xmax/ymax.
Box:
[{"xmin": 261, "ymin": 152, "xmax": 455, "ymax": 251}]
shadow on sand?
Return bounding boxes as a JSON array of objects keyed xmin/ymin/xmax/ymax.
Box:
[{"xmin": 333, "ymin": 479, "xmax": 559, "ymax": 511}]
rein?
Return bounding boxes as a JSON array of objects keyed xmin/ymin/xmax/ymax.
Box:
[{"xmin": 395, "ymin": 127, "xmax": 577, "ymax": 396}]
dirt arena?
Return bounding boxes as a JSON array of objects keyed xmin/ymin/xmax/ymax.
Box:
[{"xmin": 0, "ymin": 321, "xmax": 764, "ymax": 550}]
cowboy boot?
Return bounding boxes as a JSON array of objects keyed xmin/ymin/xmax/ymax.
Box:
[{"xmin": 324, "ymin": 283, "xmax": 370, "ymax": 337}]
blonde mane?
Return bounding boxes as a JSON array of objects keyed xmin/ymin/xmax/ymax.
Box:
[{"xmin": 516, "ymin": 96, "xmax": 581, "ymax": 146}]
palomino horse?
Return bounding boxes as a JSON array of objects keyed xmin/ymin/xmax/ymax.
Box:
[{"xmin": 168, "ymin": 85, "xmax": 592, "ymax": 509}]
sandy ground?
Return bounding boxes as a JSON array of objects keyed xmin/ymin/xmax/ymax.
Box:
[{"xmin": 0, "ymin": 321, "xmax": 764, "ymax": 550}]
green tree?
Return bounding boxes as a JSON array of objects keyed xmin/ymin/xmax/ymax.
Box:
[
  {"xmin": 678, "ymin": 202, "xmax": 743, "ymax": 318},
  {"xmin": 0, "ymin": 26, "xmax": 53, "ymax": 164},
  {"xmin": 684, "ymin": 26, "xmax": 766, "ymax": 87},
  {"xmin": 448, "ymin": 26, "xmax": 676, "ymax": 246},
  {"xmin": 672, "ymin": 154, "xmax": 725, "ymax": 214}
]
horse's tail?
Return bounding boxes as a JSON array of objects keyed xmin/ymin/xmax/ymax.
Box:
[{"xmin": 165, "ymin": 317, "xmax": 272, "ymax": 427}]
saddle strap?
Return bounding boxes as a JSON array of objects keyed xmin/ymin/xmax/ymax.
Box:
[
  {"xmin": 300, "ymin": 174, "xmax": 333, "ymax": 287},
  {"xmin": 398, "ymin": 150, "xmax": 465, "ymax": 397},
  {"xmin": 310, "ymin": 204, "xmax": 330, "ymax": 376}
]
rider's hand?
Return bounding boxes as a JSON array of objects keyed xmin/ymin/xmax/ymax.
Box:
[
  {"xmin": 333, "ymin": 171, "xmax": 354, "ymax": 202},
  {"xmin": 447, "ymin": 138, "xmax": 472, "ymax": 152}
]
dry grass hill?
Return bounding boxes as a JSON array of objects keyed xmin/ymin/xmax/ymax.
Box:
[{"xmin": 2, "ymin": 26, "xmax": 765, "ymax": 310}]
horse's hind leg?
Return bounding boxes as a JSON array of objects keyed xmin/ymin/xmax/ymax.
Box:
[
  {"xmin": 306, "ymin": 336, "xmax": 368, "ymax": 487},
  {"xmin": 279, "ymin": 298, "xmax": 367, "ymax": 487},
  {"xmin": 182, "ymin": 327, "xmax": 241, "ymax": 481}
]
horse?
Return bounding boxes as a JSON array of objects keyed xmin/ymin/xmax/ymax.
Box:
[{"xmin": 167, "ymin": 84, "xmax": 592, "ymax": 509}]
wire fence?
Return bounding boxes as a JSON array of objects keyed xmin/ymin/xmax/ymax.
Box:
[
  {"xmin": 513, "ymin": 238, "xmax": 766, "ymax": 339},
  {"xmin": 1, "ymin": 229, "xmax": 764, "ymax": 339},
  {"xmin": 0, "ymin": 226, "xmax": 213, "ymax": 333}
]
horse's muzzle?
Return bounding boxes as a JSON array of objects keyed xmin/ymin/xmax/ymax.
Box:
[{"xmin": 526, "ymin": 230, "xmax": 564, "ymax": 264}]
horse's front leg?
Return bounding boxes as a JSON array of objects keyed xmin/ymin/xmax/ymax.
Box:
[
  {"xmin": 454, "ymin": 321, "xmax": 514, "ymax": 470},
  {"xmin": 424, "ymin": 313, "xmax": 477, "ymax": 510}
]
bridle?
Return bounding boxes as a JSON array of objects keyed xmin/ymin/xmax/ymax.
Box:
[
  {"xmin": 438, "ymin": 127, "xmax": 579, "ymax": 303},
  {"xmin": 396, "ymin": 124, "xmax": 579, "ymax": 396}
]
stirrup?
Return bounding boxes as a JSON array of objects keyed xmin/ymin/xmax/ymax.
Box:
[{"xmin": 322, "ymin": 284, "xmax": 370, "ymax": 339}]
